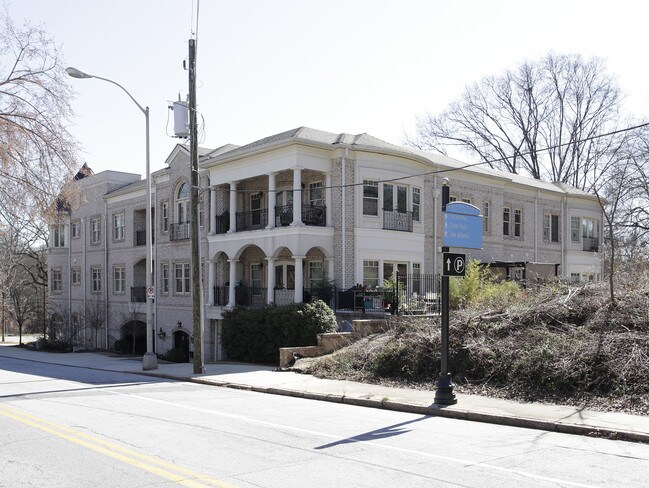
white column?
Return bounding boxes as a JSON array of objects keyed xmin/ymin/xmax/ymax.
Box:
[
  {"xmin": 266, "ymin": 257, "xmax": 276, "ymax": 304},
  {"xmin": 325, "ymin": 172, "xmax": 333, "ymax": 227},
  {"xmin": 209, "ymin": 186, "xmax": 217, "ymax": 234},
  {"xmin": 293, "ymin": 255, "xmax": 305, "ymax": 302},
  {"xmin": 291, "ymin": 168, "xmax": 304, "ymax": 226},
  {"xmin": 326, "ymin": 257, "xmax": 334, "ymax": 283},
  {"xmin": 208, "ymin": 260, "xmax": 216, "ymax": 305},
  {"xmin": 228, "ymin": 181, "xmax": 237, "ymax": 233},
  {"xmin": 267, "ymin": 172, "xmax": 276, "ymax": 229},
  {"xmin": 227, "ymin": 259, "xmax": 237, "ymax": 307}
]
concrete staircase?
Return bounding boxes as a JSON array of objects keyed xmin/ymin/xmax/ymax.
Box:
[{"xmin": 278, "ymin": 318, "xmax": 389, "ymax": 368}]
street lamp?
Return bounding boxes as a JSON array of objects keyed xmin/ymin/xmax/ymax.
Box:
[{"xmin": 66, "ymin": 66, "xmax": 158, "ymax": 370}]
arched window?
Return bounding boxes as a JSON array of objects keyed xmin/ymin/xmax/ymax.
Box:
[{"xmin": 176, "ymin": 182, "xmax": 189, "ymax": 223}]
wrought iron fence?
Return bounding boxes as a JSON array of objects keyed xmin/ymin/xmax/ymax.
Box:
[{"xmin": 333, "ymin": 273, "xmax": 440, "ymax": 315}]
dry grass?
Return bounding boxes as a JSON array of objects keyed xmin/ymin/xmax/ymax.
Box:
[{"xmin": 299, "ymin": 276, "xmax": 649, "ymax": 415}]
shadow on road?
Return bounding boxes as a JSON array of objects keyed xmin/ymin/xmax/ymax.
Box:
[
  {"xmin": 0, "ymin": 347, "xmax": 168, "ymax": 398},
  {"xmin": 314, "ymin": 415, "xmax": 432, "ymax": 449}
]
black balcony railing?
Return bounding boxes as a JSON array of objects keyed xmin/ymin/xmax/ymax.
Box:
[
  {"xmin": 215, "ymin": 213, "xmax": 230, "ymax": 234},
  {"xmin": 275, "ymin": 204, "xmax": 326, "ymax": 227},
  {"xmin": 213, "ymin": 286, "xmax": 229, "ymax": 306},
  {"xmin": 583, "ymin": 236, "xmax": 599, "ymax": 252},
  {"xmin": 131, "ymin": 286, "xmax": 146, "ymax": 303},
  {"xmin": 383, "ymin": 209, "xmax": 413, "ymax": 232},
  {"xmin": 275, "ymin": 205, "xmax": 293, "ymax": 226},
  {"xmin": 212, "ymin": 285, "xmax": 266, "ymax": 306},
  {"xmin": 170, "ymin": 222, "xmax": 190, "ymax": 241},
  {"xmin": 134, "ymin": 229, "xmax": 155, "ymax": 246},
  {"xmin": 302, "ymin": 204, "xmax": 326, "ymax": 226},
  {"xmin": 236, "ymin": 209, "xmax": 268, "ymax": 231}
]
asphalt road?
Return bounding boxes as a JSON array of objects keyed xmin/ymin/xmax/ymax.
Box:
[{"xmin": 1, "ymin": 355, "xmax": 648, "ymax": 487}]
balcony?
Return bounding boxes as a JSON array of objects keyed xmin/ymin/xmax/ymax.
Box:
[
  {"xmin": 275, "ymin": 204, "xmax": 326, "ymax": 227},
  {"xmin": 134, "ymin": 229, "xmax": 155, "ymax": 246},
  {"xmin": 383, "ymin": 209, "xmax": 413, "ymax": 232},
  {"xmin": 583, "ymin": 236, "xmax": 599, "ymax": 252},
  {"xmin": 170, "ymin": 222, "xmax": 190, "ymax": 241},
  {"xmin": 215, "ymin": 213, "xmax": 230, "ymax": 234},
  {"xmin": 302, "ymin": 204, "xmax": 326, "ymax": 226},
  {"xmin": 236, "ymin": 209, "xmax": 268, "ymax": 231},
  {"xmin": 212, "ymin": 285, "xmax": 267, "ymax": 307},
  {"xmin": 131, "ymin": 286, "xmax": 146, "ymax": 303}
]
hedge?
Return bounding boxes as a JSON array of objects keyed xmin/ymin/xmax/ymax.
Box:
[{"xmin": 221, "ymin": 300, "xmax": 336, "ymax": 364}]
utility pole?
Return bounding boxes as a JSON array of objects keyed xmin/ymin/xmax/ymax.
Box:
[
  {"xmin": 2, "ymin": 290, "xmax": 5, "ymax": 342},
  {"xmin": 188, "ymin": 38, "xmax": 203, "ymax": 374}
]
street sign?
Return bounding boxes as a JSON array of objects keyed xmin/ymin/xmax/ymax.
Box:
[
  {"xmin": 443, "ymin": 252, "xmax": 466, "ymax": 276},
  {"xmin": 443, "ymin": 202, "xmax": 483, "ymax": 249},
  {"xmin": 146, "ymin": 286, "xmax": 155, "ymax": 299}
]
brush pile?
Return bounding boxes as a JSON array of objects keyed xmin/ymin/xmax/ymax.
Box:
[{"xmin": 300, "ymin": 274, "xmax": 649, "ymax": 415}]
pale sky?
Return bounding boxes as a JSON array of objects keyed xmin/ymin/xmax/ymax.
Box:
[{"xmin": 7, "ymin": 0, "xmax": 649, "ymax": 176}]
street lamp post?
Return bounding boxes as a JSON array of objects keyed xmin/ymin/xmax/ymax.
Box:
[{"xmin": 66, "ymin": 67, "xmax": 158, "ymax": 370}]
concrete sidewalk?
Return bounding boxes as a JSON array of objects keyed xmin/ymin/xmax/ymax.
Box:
[{"xmin": 1, "ymin": 343, "xmax": 648, "ymax": 444}]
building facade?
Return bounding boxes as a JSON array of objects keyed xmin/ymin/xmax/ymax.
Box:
[{"xmin": 48, "ymin": 127, "xmax": 604, "ymax": 360}]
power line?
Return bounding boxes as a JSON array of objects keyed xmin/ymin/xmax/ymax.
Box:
[{"xmin": 206, "ymin": 120, "xmax": 649, "ymax": 195}]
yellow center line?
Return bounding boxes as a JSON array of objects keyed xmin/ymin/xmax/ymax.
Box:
[{"xmin": 0, "ymin": 404, "xmax": 237, "ymax": 488}]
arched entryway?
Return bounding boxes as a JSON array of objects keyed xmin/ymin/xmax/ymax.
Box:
[
  {"xmin": 173, "ymin": 329, "xmax": 190, "ymax": 362},
  {"xmin": 121, "ymin": 320, "xmax": 146, "ymax": 355}
]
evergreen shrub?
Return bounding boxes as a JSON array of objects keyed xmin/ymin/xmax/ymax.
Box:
[{"xmin": 221, "ymin": 300, "xmax": 336, "ymax": 363}]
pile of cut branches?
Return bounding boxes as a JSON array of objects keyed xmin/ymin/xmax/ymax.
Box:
[{"xmin": 300, "ymin": 278, "xmax": 649, "ymax": 415}]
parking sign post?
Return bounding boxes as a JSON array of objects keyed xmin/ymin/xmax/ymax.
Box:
[{"xmin": 435, "ymin": 179, "xmax": 458, "ymax": 405}]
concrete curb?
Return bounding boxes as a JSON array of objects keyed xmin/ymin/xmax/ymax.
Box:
[
  {"xmin": 4, "ymin": 351, "xmax": 647, "ymax": 445},
  {"xmin": 140, "ymin": 371, "xmax": 649, "ymax": 445}
]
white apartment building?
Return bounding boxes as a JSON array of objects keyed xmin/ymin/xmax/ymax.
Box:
[{"xmin": 48, "ymin": 127, "xmax": 603, "ymax": 360}]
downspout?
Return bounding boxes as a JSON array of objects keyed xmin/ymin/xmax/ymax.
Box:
[
  {"xmin": 153, "ymin": 178, "xmax": 158, "ymax": 354},
  {"xmin": 560, "ymin": 195, "xmax": 566, "ymax": 279},
  {"xmin": 104, "ymin": 200, "xmax": 109, "ymax": 349},
  {"xmin": 534, "ymin": 191, "xmax": 539, "ymax": 262},
  {"xmin": 433, "ymin": 175, "xmax": 438, "ymax": 278},
  {"xmin": 67, "ymin": 217, "xmax": 72, "ymax": 328},
  {"xmin": 341, "ymin": 147, "xmax": 347, "ymax": 289},
  {"xmin": 82, "ymin": 218, "xmax": 87, "ymax": 344}
]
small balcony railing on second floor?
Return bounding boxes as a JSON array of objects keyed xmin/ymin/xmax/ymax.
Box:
[
  {"xmin": 135, "ymin": 229, "xmax": 155, "ymax": 246},
  {"xmin": 275, "ymin": 204, "xmax": 326, "ymax": 227},
  {"xmin": 236, "ymin": 209, "xmax": 268, "ymax": 231},
  {"xmin": 302, "ymin": 203, "xmax": 326, "ymax": 226},
  {"xmin": 170, "ymin": 222, "xmax": 190, "ymax": 241},
  {"xmin": 131, "ymin": 286, "xmax": 146, "ymax": 303},
  {"xmin": 383, "ymin": 209, "xmax": 413, "ymax": 232},
  {"xmin": 583, "ymin": 236, "xmax": 599, "ymax": 252},
  {"xmin": 215, "ymin": 213, "xmax": 230, "ymax": 234}
]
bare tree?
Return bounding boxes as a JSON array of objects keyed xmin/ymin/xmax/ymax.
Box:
[
  {"xmin": 0, "ymin": 10, "xmax": 78, "ymax": 245},
  {"xmin": 7, "ymin": 272, "xmax": 38, "ymax": 344},
  {"xmin": 117, "ymin": 302, "xmax": 146, "ymax": 355},
  {"xmin": 47, "ymin": 303, "xmax": 85, "ymax": 350},
  {"xmin": 593, "ymin": 157, "xmax": 637, "ymax": 305},
  {"xmin": 598, "ymin": 127, "xmax": 649, "ymax": 277},
  {"xmin": 84, "ymin": 294, "xmax": 106, "ymax": 349},
  {"xmin": 410, "ymin": 53, "xmax": 622, "ymax": 190}
]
